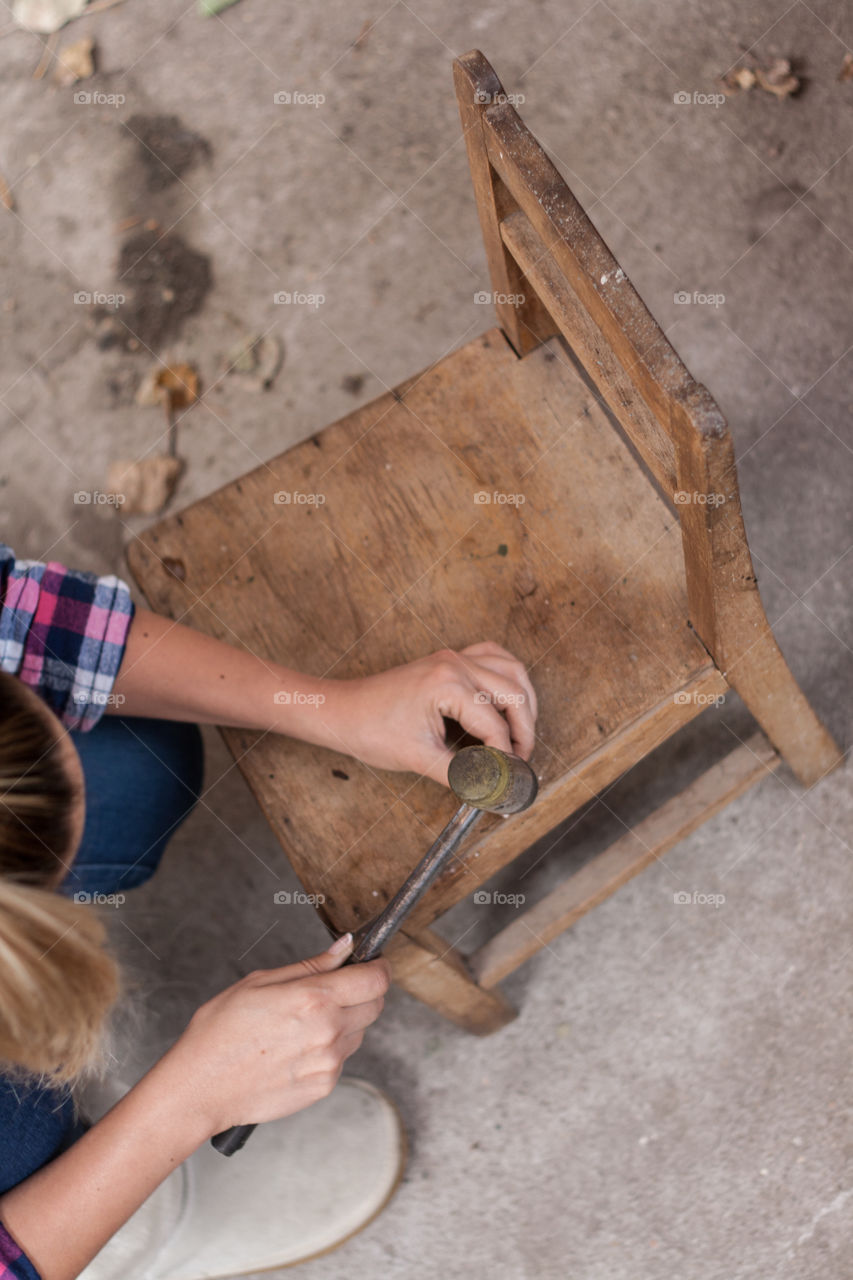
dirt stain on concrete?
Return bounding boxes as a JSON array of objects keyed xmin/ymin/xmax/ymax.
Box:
[
  {"xmin": 112, "ymin": 228, "xmax": 212, "ymax": 351},
  {"xmin": 125, "ymin": 113, "xmax": 213, "ymax": 192}
]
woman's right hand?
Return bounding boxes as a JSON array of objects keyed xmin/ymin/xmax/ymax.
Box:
[{"xmin": 160, "ymin": 933, "xmax": 390, "ymax": 1138}]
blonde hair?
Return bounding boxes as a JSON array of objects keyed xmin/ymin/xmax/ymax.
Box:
[{"xmin": 0, "ymin": 671, "xmax": 120, "ymax": 1086}]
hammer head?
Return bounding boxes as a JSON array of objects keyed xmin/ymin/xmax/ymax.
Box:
[{"xmin": 447, "ymin": 745, "xmax": 538, "ymax": 814}]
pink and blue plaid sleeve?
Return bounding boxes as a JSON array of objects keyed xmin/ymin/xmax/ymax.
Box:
[
  {"xmin": 0, "ymin": 1223, "xmax": 40, "ymax": 1280},
  {"xmin": 0, "ymin": 544, "xmax": 135, "ymax": 733}
]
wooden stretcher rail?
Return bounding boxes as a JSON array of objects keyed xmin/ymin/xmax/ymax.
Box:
[{"xmin": 470, "ymin": 731, "xmax": 780, "ymax": 989}]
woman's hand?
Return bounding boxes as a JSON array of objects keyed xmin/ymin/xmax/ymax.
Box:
[
  {"xmin": 160, "ymin": 934, "xmax": 390, "ymax": 1137},
  {"xmin": 112, "ymin": 610, "xmax": 537, "ymax": 790},
  {"xmin": 0, "ymin": 935, "xmax": 388, "ymax": 1280},
  {"xmin": 323, "ymin": 641, "xmax": 538, "ymax": 786}
]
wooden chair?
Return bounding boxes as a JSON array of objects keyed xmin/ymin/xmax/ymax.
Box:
[{"xmin": 127, "ymin": 51, "xmax": 841, "ymax": 1034}]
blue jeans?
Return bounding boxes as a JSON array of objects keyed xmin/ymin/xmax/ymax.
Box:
[{"xmin": 0, "ymin": 716, "xmax": 204, "ymax": 1194}]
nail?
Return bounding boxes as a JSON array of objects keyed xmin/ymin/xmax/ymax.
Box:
[{"xmin": 327, "ymin": 931, "xmax": 352, "ymax": 955}]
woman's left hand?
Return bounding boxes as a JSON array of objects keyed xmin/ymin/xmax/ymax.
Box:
[{"xmin": 321, "ymin": 641, "xmax": 538, "ymax": 786}]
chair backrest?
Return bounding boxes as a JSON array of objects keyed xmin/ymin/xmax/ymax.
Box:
[{"xmin": 453, "ymin": 50, "xmax": 759, "ymax": 678}]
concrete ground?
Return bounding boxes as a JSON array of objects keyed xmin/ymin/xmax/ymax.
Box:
[{"xmin": 2, "ymin": 0, "xmax": 852, "ymax": 1277}]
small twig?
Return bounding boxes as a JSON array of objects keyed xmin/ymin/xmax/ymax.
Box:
[
  {"xmin": 0, "ymin": 171, "xmax": 14, "ymax": 212},
  {"xmin": 32, "ymin": 29, "xmax": 59, "ymax": 79}
]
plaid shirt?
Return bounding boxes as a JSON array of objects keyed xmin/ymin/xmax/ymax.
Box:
[
  {"xmin": 0, "ymin": 1224, "xmax": 40, "ymax": 1280},
  {"xmin": 0, "ymin": 544, "xmax": 135, "ymax": 732}
]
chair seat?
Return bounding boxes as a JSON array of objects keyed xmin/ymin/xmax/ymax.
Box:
[{"xmin": 128, "ymin": 329, "xmax": 722, "ymax": 932}]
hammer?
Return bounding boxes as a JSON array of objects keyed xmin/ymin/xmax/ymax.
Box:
[{"xmin": 212, "ymin": 744, "xmax": 538, "ymax": 1156}]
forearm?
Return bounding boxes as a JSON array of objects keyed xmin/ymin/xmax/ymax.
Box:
[
  {"xmin": 109, "ymin": 613, "xmax": 537, "ymax": 786},
  {"xmin": 111, "ymin": 608, "xmax": 347, "ymax": 751},
  {"xmin": 0, "ymin": 1054, "xmax": 209, "ymax": 1280}
]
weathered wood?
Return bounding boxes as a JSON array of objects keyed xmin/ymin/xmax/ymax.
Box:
[
  {"xmin": 386, "ymin": 926, "xmax": 516, "ymax": 1034},
  {"xmin": 459, "ymin": 52, "xmax": 840, "ymax": 788},
  {"xmin": 126, "ymin": 53, "xmax": 841, "ymax": 1032},
  {"xmin": 453, "ymin": 51, "xmax": 555, "ymax": 356},
  {"xmin": 127, "ymin": 330, "xmax": 720, "ymax": 936},
  {"xmin": 499, "ymin": 208, "xmax": 677, "ymax": 494},
  {"xmin": 402, "ymin": 667, "xmax": 728, "ymax": 933},
  {"xmin": 470, "ymin": 731, "xmax": 780, "ymax": 989},
  {"xmin": 481, "ymin": 96, "xmax": 691, "ymax": 483},
  {"xmin": 673, "ymin": 397, "xmax": 842, "ymax": 786}
]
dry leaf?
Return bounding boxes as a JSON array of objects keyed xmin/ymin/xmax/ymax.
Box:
[
  {"xmin": 53, "ymin": 35, "xmax": 94, "ymax": 85},
  {"xmin": 223, "ymin": 334, "xmax": 283, "ymax": 392},
  {"xmin": 198, "ymin": 0, "xmax": 242, "ymax": 13},
  {"xmin": 157, "ymin": 363, "xmax": 198, "ymax": 409},
  {"xmin": 106, "ymin": 456, "xmax": 183, "ymax": 515},
  {"xmin": 722, "ymin": 56, "xmax": 799, "ymax": 99},
  {"xmin": 722, "ymin": 66, "xmax": 756, "ymax": 93},
  {"xmin": 135, "ymin": 362, "xmax": 199, "ymax": 410},
  {"xmin": 754, "ymin": 58, "xmax": 799, "ymax": 99},
  {"xmin": 12, "ymin": 0, "xmax": 87, "ymax": 34},
  {"xmin": 352, "ymin": 18, "xmax": 371, "ymax": 50},
  {"xmin": 840, "ymin": 53, "xmax": 853, "ymax": 82},
  {"xmin": 0, "ymin": 172, "xmax": 14, "ymax": 212}
]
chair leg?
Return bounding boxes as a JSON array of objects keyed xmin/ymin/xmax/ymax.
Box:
[
  {"xmin": 716, "ymin": 630, "xmax": 842, "ymax": 788},
  {"xmin": 675, "ymin": 415, "xmax": 843, "ymax": 789},
  {"xmin": 385, "ymin": 926, "xmax": 516, "ymax": 1035}
]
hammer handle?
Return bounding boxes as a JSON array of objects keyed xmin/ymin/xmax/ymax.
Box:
[
  {"xmin": 346, "ymin": 803, "xmax": 482, "ymax": 962},
  {"xmin": 211, "ymin": 805, "xmax": 483, "ymax": 1155}
]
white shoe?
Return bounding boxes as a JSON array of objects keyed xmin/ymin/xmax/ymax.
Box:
[{"xmin": 78, "ymin": 1079, "xmax": 407, "ymax": 1280}]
